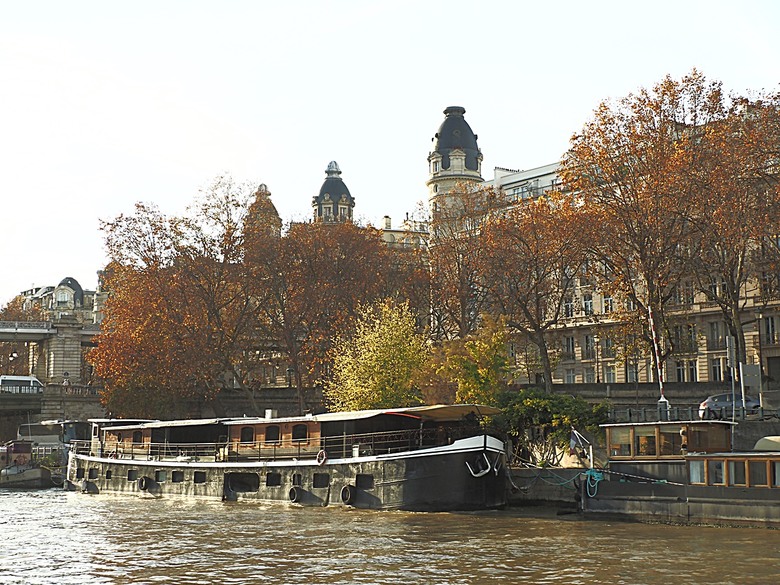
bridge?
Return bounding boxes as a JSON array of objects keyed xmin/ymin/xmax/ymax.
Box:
[
  {"xmin": 0, "ymin": 320, "xmax": 56, "ymax": 341},
  {"xmin": 0, "ymin": 317, "xmax": 100, "ymax": 384}
]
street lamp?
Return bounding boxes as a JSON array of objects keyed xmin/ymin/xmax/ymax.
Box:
[
  {"xmin": 756, "ymin": 309, "xmax": 765, "ymax": 408},
  {"xmin": 593, "ymin": 333, "xmax": 601, "ymax": 383}
]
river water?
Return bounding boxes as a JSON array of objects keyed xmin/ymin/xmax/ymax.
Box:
[{"xmin": 2, "ymin": 489, "xmax": 780, "ymax": 585}]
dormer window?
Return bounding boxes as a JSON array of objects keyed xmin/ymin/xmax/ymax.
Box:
[
  {"xmin": 56, "ymin": 290, "xmax": 70, "ymax": 307},
  {"xmin": 432, "ymin": 161, "xmax": 439, "ymax": 173}
]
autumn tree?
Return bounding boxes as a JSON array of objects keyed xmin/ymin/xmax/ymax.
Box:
[
  {"xmin": 91, "ymin": 177, "xmax": 271, "ymax": 417},
  {"xmin": 428, "ymin": 183, "xmax": 498, "ymax": 340},
  {"xmin": 560, "ymin": 70, "xmax": 723, "ymax": 385},
  {"xmin": 685, "ymin": 91, "xmax": 780, "ymax": 364},
  {"xmin": 246, "ymin": 219, "xmax": 402, "ymax": 412},
  {"xmin": 480, "ymin": 193, "xmax": 587, "ymax": 391},
  {"xmin": 323, "ymin": 299, "xmax": 428, "ymax": 411}
]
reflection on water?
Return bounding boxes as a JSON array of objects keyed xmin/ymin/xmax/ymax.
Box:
[{"xmin": 1, "ymin": 489, "xmax": 780, "ymax": 584}]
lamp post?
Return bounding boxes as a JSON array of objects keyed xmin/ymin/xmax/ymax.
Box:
[
  {"xmin": 593, "ymin": 333, "xmax": 601, "ymax": 383},
  {"xmin": 757, "ymin": 309, "xmax": 765, "ymax": 408}
]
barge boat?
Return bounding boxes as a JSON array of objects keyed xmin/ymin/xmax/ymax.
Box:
[
  {"xmin": 1, "ymin": 440, "xmax": 55, "ymax": 489},
  {"xmin": 581, "ymin": 419, "xmax": 780, "ymax": 528},
  {"xmin": 65, "ymin": 404, "xmax": 508, "ymax": 511}
]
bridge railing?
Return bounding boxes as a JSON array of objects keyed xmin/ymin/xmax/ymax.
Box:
[
  {"xmin": 0, "ymin": 321, "xmax": 52, "ymax": 330},
  {"xmin": 0, "ymin": 385, "xmax": 44, "ymax": 395}
]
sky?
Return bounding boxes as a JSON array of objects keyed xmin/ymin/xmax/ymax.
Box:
[{"xmin": 1, "ymin": 0, "xmax": 779, "ymax": 304}]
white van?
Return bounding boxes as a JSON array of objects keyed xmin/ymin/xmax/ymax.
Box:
[{"xmin": 0, "ymin": 375, "xmax": 44, "ymax": 394}]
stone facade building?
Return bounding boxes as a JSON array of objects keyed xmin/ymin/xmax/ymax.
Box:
[{"xmin": 422, "ymin": 106, "xmax": 780, "ymax": 402}]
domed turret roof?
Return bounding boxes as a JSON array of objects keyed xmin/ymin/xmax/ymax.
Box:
[
  {"xmin": 315, "ymin": 161, "xmax": 353, "ymax": 204},
  {"xmin": 431, "ymin": 106, "xmax": 481, "ymax": 171}
]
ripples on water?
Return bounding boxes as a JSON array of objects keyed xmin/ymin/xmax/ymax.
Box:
[{"xmin": 1, "ymin": 489, "xmax": 780, "ymax": 584}]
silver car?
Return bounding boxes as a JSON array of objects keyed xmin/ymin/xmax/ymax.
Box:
[{"xmin": 699, "ymin": 393, "xmax": 760, "ymax": 419}]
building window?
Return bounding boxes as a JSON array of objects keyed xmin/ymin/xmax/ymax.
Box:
[
  {"xmin": 604, "ymin": 365, "xmax": 616, "ymax": 384},
  {"xmin": 603, "ymin": 338, "xmax": 615, "ymax": 358},
  {"xmin": 688, "ymin": 360, "xmax": 697, "ymax": 382},
  {"xmin": 56, "ymin": 290, "xmax": 69, "ymax": 307},
  {"xmin": 676, "ymin": 360, "xmax": 686, "ymax": 382},
  {"xmin": 584, "ymin": 366, "xmax": 595, "ymax": 384},
  {"xmin": 563, "ymin": 336, "xmax": 575, "ymax": 359},
  {"xmin": 432, "ymin": 161, "xmax": 439, "ymax": 173},
  {"xmin": 603, "ymin": 295, "xmax": 613, "ymax": 314},
  {"xmin": 627, "ymin": 362, "xmax": 638, "ymax": 383},
  {"xmin": 583, "ymin": 293, "xmax": 593, "ymax": 316},
  {"xmin": 767, "ymin": 316, "xmax": 778, "ymax": 345},
  {"xmin": 583, "ymin": 335, "xmax": 595, "ymax": 360},
  {"xmin": 711, "ymin": 358, "xmax": 722, "ymax": 382},
  {"xmin": 564, "ymin": 297, "xmax": 574, "ymax": 318},
  {"xmin": 565, "ymin": 368, "xmax": 576, "ymax": 384}
]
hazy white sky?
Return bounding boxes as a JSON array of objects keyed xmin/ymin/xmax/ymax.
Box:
[{"xmin": 1, "ymin": 0, "xmax": 778, "ymax": 303}]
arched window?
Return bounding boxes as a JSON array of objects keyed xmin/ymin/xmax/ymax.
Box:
[
  {"xmin": 264, "ymin": 425, "xmax": 280, "ymax": 444},
  {"xmin": 240, "ymin": 426, "xmax": 255, "ymax": 444},
  {"xmin": 292, "ymin": 424, "xmax": 308, "ymax": 442}
]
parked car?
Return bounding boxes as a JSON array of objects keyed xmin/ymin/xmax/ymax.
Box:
[{"xmin": 699, "ymin": 393, "xmax": 761, "ymax": 419}]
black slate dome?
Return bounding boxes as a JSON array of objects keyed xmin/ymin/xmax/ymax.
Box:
[
  {"xmin": 315, "ymin": 161, "xmax": 353, "ymax": 204},
  {"xmin": 431, "ymin": 106, "xmax": 481, "ymax": 171}
]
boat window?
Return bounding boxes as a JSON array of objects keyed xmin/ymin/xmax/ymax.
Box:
[
  {"xmin": 116, "ymin": 432, "xmax": 123, "ymax": 442},
  {"xmin": 228, "ymin": 473, "xmax": 260, "ymax": 492},
  {"xmin": 264, "ymin": 425, "xmax": 281, "ymax": 444},
  {"xmin": 659, "ymin": 426, "xmax": 683, "ymax": 456},
  {"xmin": 193, "ymin": 471, "xmax": 206, "ymax": 484},
  {"xmin": 608, "ymin": 428, "xmax": 631, "ymax": 456},
  {"xmin": 356, "ymin": 474, "xmax": 374, "ymax": 490},
  {"xmin": 88, "ymin": 468, "xmax": 98, "ymax": 480},
  {"xmin": 634, "ymin": 426, "xmax": 656, "ymax": 456},
  {"xmin": 313, "ymin": 473, "xmax": 329, "ymax": 488},
  {"xmin": 132, "ymin": 431, "xmax": 143, "ymax": 444},
  {"xmin": 728, "ymin": 460, "xmax": 746, "ymax": 486},
  {"xmin": 155, "ymin": 470, "xmax": 167, "ymax": 483},
  {"xmin": 773, "ymin": 461, "xmax": 780, "ymax": 487},
  {"xmin": 292, "ymin": 424, "xmax": 308, "ymax": 442},
  {"xmin": 266, "ymin": 472, "xmax": 282, "ymax": 487},
  {"xmin": 240, "ymin": 426, "xmax": 255, "ymax": 444},
  {"xmin": 707, "ymin": 460, "xmax": 724, "ymax": 485},
  {"xmin": 172, "ymin": 470, "xmax": 185, "ymax": 483},
  {"xmin": 689, "ymin": 425, "xmax": 730, "ymax": 453},
  {"xmin": 689, "ymin": 460, "xmax": 705, "ymax": 484},
  {"xmin": 76, "ymin": 467, "xmax": 85, "ymax": 479},
  {"xmin": 292, "ymin": 473, "xmax": 302, "ymax": 487},
  {"xmin": 106, "ymin": 470, "xmax": 112, "ymax": 480},
  {"xmin": 127, "ymin": 469, "xmax": 138, "ymax": 481},
  {"xmin": 749, "ymin": 460, "xmax": 768, "ymax": 486}
]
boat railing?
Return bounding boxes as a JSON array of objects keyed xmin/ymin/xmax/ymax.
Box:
[
  {"xmin": 609, "ymin": 405, "xmax": 779, "ymax": 423},
  {"xmin": 68, "ymin": 426, "xmax": 474, "ymax": 463}
]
